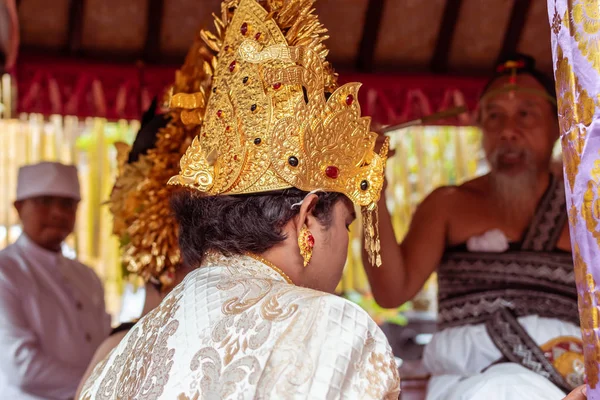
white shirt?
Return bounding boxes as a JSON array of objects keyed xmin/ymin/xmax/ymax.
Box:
[
  {"xmin": 0, "ymin": 234, "xmax": 111, "ymax": 400},
  {"xmin": 80, "ymin": 252, "xmax": 400, "ymax": 399}
]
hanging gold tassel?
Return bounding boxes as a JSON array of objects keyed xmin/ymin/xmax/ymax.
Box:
[{"xmin": 362, "ymin": 205, "xmax": 382, "ymax": 267}]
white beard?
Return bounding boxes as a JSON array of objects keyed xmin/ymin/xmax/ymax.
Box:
[{"xmin": 488, "ymin": 149, "xmax": 538, "ymax": 223}]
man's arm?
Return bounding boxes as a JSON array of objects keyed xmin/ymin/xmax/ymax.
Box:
[
  {"xmin": 75, "ymin": 331, "xmax": 126, "ymax": 399},
  {"xmin": 564, "ymin": 385, "xmax": 586, "ymax": 400},
  {"xmin": 90, "ymin": 270, "xmax": 113, "ymax": 337},
  {"xmin": 0, "ymin": 274, "xmax": 83, "ymax": 398},
  {"xmin": 363, "ymin": 186, "xmax": 451, "ymax": 308}
]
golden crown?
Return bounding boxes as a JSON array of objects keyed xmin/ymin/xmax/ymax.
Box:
[{"xmin": 168, "ymin": 0, "xmax": 388, "ymax": 266}]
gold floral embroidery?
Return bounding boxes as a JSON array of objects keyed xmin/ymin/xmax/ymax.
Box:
[
  {"xmin": 569, "ymin": 202, "xmax": 579, "ymax": 228},
  {"xmin": 205, "ymin": 255, "xmax": 303, "ymax": 365},
  {"xmin": 555, "ymin": 45, "xmax": 595, "ymax": 130},
  {"xmin": 564, "ymin": 1, "xmax": 600, "ymax": 74},
  {"xmin": 179, "ymin": 256, "xmax": 318, "ymax": 399},
  {"xmin": 95, "ymin": 284, "xmax": 184, "ymax": 400},
  {"xmin": 554, "ymin": 45, "xmax": 596, "ymax": 191},
  {"xmin": 573, "ymin": 245, "xmax": 600, "ymax": 388},
  {"xmin": 562, "ymin": 127, "xmax": 586, "ymax": 191},
  {"xmin": 254, "ymin": 294, "xmax": 326, "ymax": 398},
  {"xmin": 557, "ymin": 3, "xmax": 600, "ymax": 389},
  {"xmin": 188, "ymin": 347, "xmax": 261, "ymax": 399},
  {"xmin": 216, "ymin": 287, "xmax": 301, "ymax": 365},
  {"xmin": 90, "ymin": 253, "xmax": 401, "ymax": 399},
  {"xmin": 353, "ymin": 332, "xmax": 401, "ymax": 399},
  {"xmin": 552, "ymin": 7, "xmax": 563, "ymax": 35},
  {"xmin": 581, "ymin": 159, "xmax": 600, "ymax": 251}
]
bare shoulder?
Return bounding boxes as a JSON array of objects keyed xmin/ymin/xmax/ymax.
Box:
[
  {"xmin": 420, "ymin": 185, "xmax": 458, "ymax": 208},
  {"xmin": 456, "ymin": 175, "xmax": 489, "ymax": 195},
  {"xmin": 415, "ymin": 176, "xmax": 488, "ymax": 218},
  {"xmin": 431, "ymin": 176, "xmax": 488, "ymax": 201}
]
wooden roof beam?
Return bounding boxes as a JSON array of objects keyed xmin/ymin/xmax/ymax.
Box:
[
  {"xmin": 144, "ymin": 0, "xmax": 165, "ymax": 63},
  {"xmin": 497, "ymin": 0, "xmax": 533, "ymax": 63},
  {"xmin": 356, "ymin": 0, "xmax": 386, "ymax": 73},
  {"xmin": 431, "ymin": 0, "xmax": 463, "ymax": 73},
  {"xmin": 65, "ymin": 0, "xmax": 85, "ymax": 55}
]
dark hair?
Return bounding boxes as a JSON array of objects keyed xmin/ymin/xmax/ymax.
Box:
[
  {"xmin": 482, "ymin": 53, "xmax": 557, "ymax": 111},
  {"xmin": 127, "ymin": 98, "xmax": 171, "ymax": 163},
  {"xmin": 170, "ymin": 188, "xmax": 346, "ymax": 267}
]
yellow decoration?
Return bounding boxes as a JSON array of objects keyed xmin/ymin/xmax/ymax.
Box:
[
  {"xmin": 297, "ymin": 225, "xmax": 314, "ymax": 267},
  {"xmin": 573, "ymin": 244, "xmax": 600, "ymax": 388},
  {"xmin": 554, "ymin": 45, "xmax": 596, "ymax": 193},
  {"xmin": 168, "ymin": 0, "xmax": 389, "ymax": 266},
  {"xmin": 565, "ymin": 1, "xmax": 600, "ymax": 74},
  {"xmin": 540, "ymin": 336, "xmax": 585, "ymax": 387},
  {"xmin": 108, "ymin": 26, "xmax": 216, "ymax": 285}
]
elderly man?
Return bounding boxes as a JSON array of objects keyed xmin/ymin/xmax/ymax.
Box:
[
  {"xmin": 0, "ymin": 162, "xmax": 111, "ymax": 399},
  {"xmin": 365, "ymin": 54, "xmax": 582, "ymax": 399}
]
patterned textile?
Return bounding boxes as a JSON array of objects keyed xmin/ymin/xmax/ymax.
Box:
[
  {"xmin": 548, "ymin": 0, "xmax": 600, "ymax": 396},
  {"xmin": 437, "ymin": 175, "xmax": 577, "ymax": 330},
  {"xmin": 79, "ymin": 253, "xmax": 400, "ymax": 400},
  {"xmin": 485, "ymin": 308, "xmax": 572, "ymax": 392}
]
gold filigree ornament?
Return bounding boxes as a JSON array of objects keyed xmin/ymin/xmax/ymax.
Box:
[
  {"xmin": 168, "ymin": 0, "xmax": 389, "ymax": 267},
  {"xmin": 108, "ymin": 28, "xmax": 215, "ymax": 286}
]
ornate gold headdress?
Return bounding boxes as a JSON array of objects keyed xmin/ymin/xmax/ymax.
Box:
[
  {"xmin": 168, "ymin": 0, "xmax": 389, "ymax": 266},
  {"xmin": 109, "ymin": 35, "xmax": 214, "ymax": 286}
]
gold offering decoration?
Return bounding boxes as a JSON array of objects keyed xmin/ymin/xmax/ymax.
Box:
[
  {"xmin": 169, "ymin": 0, "xmax": 389, "ymax": 266},
  {"xmin": 109, "ymin": 35, "xmax": 214, "ymax": 285}
]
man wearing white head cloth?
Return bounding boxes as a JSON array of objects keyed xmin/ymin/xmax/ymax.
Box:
[{"xmin": 0, "ymin": 162, "xmax": 111, "ymax": 400}]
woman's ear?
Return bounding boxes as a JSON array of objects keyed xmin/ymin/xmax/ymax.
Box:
[{"xmin": 295, "ymin": 193, "xmax": 319, "ymax": 237}]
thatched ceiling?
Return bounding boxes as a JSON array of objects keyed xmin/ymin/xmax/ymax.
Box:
[{"xmin": 15, "ymin": 0, "xmax": 553, "ymax": 75}]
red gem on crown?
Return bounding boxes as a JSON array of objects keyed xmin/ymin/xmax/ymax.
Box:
[
  {"xmin": 241, "ymin": 22, "xmax": 248, "ymax": 36},
  {"xmin": 345, "ymin": 94, "xmax": 354, "ymax": 106},
  {"xmin": 273, "ymin": 82, "xmax": 282, "ymax": 90},
  {"xmin": 229, "ymin": 61, "xmax": 237, "ymax": 73},
  {"xmin": 325, "ymin": 166, "xmax": 339, "ymax": 179}
]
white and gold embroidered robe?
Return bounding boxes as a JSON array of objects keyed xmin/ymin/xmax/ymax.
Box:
[{"xmin": 80, "ymin": 253, "xmax": 400, "ymax": 400}]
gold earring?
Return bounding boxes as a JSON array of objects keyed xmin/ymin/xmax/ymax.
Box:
[{"xmin": 298, "ymin": 225, "xmax": 315, "ymax": 267}]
